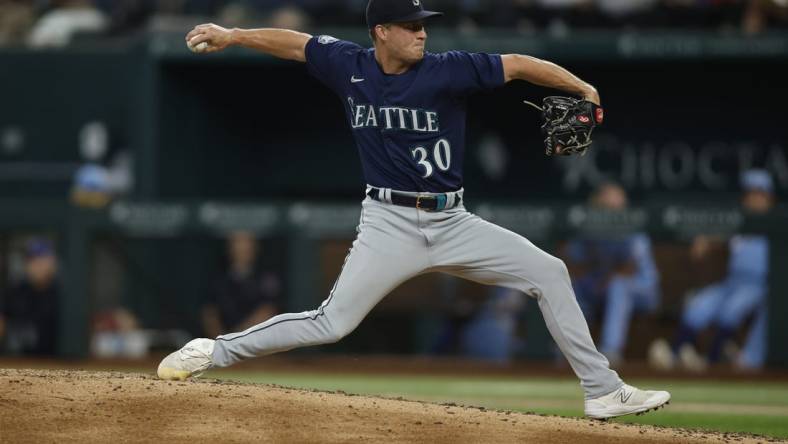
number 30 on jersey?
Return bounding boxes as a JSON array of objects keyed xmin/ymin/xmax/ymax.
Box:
[{"xmin": 411, "ymin": 138, "xmax": 451, "ymax": 178}]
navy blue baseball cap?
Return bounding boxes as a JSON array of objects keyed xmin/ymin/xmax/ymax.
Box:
[
  {"xmin": 26, "ymin": 238, "xmax": 54, "ymax": 259},
  {"xmin": 366, "ymin": 0, "xmax": 443, "ymax": 29}
]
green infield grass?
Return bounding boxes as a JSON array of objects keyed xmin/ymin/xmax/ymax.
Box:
[{"xmin": 209, "ymin": 370, "xmax": 788, "ymax": 439}]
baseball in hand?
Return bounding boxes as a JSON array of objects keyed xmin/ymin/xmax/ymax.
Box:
[{"xmin": 188, "ymin": 41, "xmax": 209, "ymax": 53}]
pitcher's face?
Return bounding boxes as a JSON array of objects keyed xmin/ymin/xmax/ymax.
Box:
[{"xmin": 385, "ymin": 21, "xmax": 427, "ymax": 63}]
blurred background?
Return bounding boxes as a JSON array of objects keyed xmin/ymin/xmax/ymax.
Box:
[{"xmin": 0, "ymin": 0, "xmax": 787, "ymax": 385}]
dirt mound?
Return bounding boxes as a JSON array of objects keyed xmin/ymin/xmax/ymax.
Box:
[{"xmin": 0, "ymin": 369, "xmax": 769, "ymax": 443}]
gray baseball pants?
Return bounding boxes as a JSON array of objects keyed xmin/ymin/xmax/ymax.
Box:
[{"xmin": 212, "ymin": 189, "xmax": 623, "ymax": 399}]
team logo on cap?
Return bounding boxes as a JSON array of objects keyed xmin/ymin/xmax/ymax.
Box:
[{"xmin": 413, "ymin": 0, "xmax": 420, "ymax": 5}]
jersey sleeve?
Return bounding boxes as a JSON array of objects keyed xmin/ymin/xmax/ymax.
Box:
[
  {"xmin": 305, "ymin": 35, "xmax": 363, "ymax": 93},
  {"xmin": 442, "ymin": 51, "xmax": 505, "ymax": 96}
]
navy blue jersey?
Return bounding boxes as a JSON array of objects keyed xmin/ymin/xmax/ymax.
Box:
[{"xmin": 305, "ymin": 35, "xmax": 505, "ymax": 193}]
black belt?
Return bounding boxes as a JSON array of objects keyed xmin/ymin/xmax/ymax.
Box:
[{"xmin": 367, "ymin": 188, "xmax": 461, "ymax": 211}]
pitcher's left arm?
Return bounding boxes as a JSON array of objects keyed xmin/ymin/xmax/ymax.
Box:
[{"xmin": 501, "ymin": 54, "xmax": 600, "ymax": 105}]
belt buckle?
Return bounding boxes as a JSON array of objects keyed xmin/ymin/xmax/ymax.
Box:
[{"xmin": 416, "ymin": 195, "xmax": 424, "ymax": 210}]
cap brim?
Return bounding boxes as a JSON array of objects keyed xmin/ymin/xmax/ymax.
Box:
[{"xmin": 389, "ymin": 10, "xmax": 443, "ymax": 24}]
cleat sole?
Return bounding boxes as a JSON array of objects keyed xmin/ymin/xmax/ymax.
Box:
[{"xmin": 157, "ymin": 367, "xmax": 192, "ymax": 381}]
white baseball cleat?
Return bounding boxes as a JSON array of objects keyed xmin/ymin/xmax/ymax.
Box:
[
  {"xmin": 584, "ymin": 384, "xmax": 671, "ymax": 420},
  {"xmin": 157, "ymin": 338, "xmax": 216, "ymax": 381}
]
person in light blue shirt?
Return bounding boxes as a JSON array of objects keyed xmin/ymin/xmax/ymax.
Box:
[
  {"xmin": 567, "ymin": 183, "xmax": 660, "ymax": 366},
  {"xmin": 655, "ymin": 169, "xmax": 774, "ymax": 371}
]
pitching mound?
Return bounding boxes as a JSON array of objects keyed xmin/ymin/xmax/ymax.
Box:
[{"xmin": 0, "ymin": 369, "xmax": 767, "ymax": 443}]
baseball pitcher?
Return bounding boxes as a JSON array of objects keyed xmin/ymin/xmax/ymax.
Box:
[{"xmin": 158, "ymin": 0, "xmax": 670, "ymax": 420}]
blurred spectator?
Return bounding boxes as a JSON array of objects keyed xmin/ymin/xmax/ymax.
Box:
[
  {"xmin": 93, "ymin": 0, "xmax": 156, "ymax": 35},
  {"xmin": 428, "ymin": 276, "xmax": 483, "ymax": 356},
  {"xmin": 151, "ymin": 0, "xmax": 211, "ymax": 15},
  {"xmin": 0, "ymin": 0, "xmax": 36, "ymax": 46},
  {"xmin": 566, "ymin": 182, "xmax": 660, "ymax": 367},
  {"xmin": 743, "ymin": 0, "xmax": 788, "ymax": 34},
  {"xmin": 5, "ymin": 0, "xmax": 780, "ymax": 41},
  {"xmin": 27, "ymin": 0, "xmax": 109, "ymax": 48},
  {"xmin": 202, "ymin": 231, "xmax": 281, "ymax": 338},
  {"xmin": 0, "ymin": 238, "xmax": 60, "ymax": 356},
  {"xmin": 70, "ymin": 121, "xmax": 134, "ymax": 208},
  {"xmin": 597, "ymin": 0, "xmax": 659, "ymax": 18},
  {"xmin": 91, "ymin": 307, "xmax": 149, "ymax": 358},
  {"xmin": 460, "ymin": 286, "xmax": 526, "ymax": 363},
  {"xmin": 657, "ymin": 0, "xmax": 743, "ymax": 30},
  {"xmin": 265, "ymin": 5, "xmax": 311, "ymax": 29},
  {"xmin": 530, "ymin": 0, "xmax": 596, "ymax": 35},
  {"xmin": 649, "ymin": 169, "xmax": 774, "ymax": 372},
  {"xmin": 213, "ymin": 2, "xmax": 263, "ymax": 28}
]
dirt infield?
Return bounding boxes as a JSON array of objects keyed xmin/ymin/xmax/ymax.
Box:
[{"xmin": 0, "ymin": 369, "xmax": 776, "ymax": 444}]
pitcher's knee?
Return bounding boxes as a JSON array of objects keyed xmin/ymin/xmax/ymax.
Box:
[
  {"xmin": 526, "ymin": 257, "xmax": 572, "ymax": 298},
  {"xmin": 322, "ymin": 316, "xmax": 358, "ymax": 344}
]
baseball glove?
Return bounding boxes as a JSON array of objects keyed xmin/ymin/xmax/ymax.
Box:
[{"xmin": 524, "ymin": 96, "xmax": 604, "ymax": 156}]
